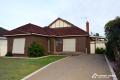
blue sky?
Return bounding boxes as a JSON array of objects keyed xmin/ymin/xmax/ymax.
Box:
[{"xmin": 0, "ymin": 0, "xmax": 120, "ymax": 36}]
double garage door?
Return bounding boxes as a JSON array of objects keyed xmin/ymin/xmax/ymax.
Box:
[{"xmin": 63, "ymin": 39, "xmax": 76, "ymax": 52}]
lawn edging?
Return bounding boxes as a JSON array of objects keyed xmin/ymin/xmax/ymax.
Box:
[
  {"xmin": 21, "ymin": 56, "xmax": 69, "ymax": 80},
  {"xmin": 28, "ymin": 55, "xmax": 66, "ymax": 59},
  {"xmin": 3, "ymin": 55, "xmax": 65, "ymax": 59},
  {"xmin": 4, "ymin": 55, "xmax": 50, "ymax": 59},
  {"xmin": 105, "ymin": 55, "xmax": 118, "ymax": 80}
]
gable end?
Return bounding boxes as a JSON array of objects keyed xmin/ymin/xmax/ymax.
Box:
[{"xmin": 49, "ymin": 18, "xmax": 76, "ymax": 28}]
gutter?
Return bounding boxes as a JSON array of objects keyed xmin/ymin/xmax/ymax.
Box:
[
  {"xmin": 0, "ymin": 37, "xmax": 7, "ymax": 40},
  {"xmin": 4, "ymin": 33, "xmax": 89, "ymax": 37}
]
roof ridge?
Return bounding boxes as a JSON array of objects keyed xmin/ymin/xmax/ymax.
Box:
[{"xmin": 10, "ymin": 23, "xmax": 42, "ymax": 31}]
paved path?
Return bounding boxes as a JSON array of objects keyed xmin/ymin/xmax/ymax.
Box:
[{"xmin": 26, "ymin": 54, "xmax": 113, "ymax": 80}]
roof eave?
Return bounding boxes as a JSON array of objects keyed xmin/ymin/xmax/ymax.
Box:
[
  {"xmin": 4, "ymin": 33, "xmax": 31, "ymax": 37},
  {"xmin": 4, "ymin": 33, "xmax": 89, "ymax": 37}
]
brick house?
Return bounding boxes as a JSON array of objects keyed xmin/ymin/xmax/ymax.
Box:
[{"xmin": 5, "ymin": 18, "xmax": 90, "ymax": 56}]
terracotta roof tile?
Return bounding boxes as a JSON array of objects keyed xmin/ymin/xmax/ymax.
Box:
[
  {"xmin": 44, "ymin": 27, "xmax": 88, "ymax": 36},
  {"xmin": 5, "ymin": 23, "xmax": 47, "ymax": 35},
  {"xmin": 5, "ymin": 23, "xmax": 88, "ymax": 37}
]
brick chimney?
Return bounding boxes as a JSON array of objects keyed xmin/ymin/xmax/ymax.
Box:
[{"xmin": 86, "ymin": 21, "xmax": 89, "ymax": 34}]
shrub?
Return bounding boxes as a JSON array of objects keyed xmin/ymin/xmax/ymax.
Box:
[
  {"xmin": 95, "ymin": 48, "xmax": 106, "ymax": 54},
  {"xmin": 105, "ymin": 48, "xmax": 115, "ymax": 61},
  {"xmin": 115, "ymin": 57, "xmax": 120, "ymax": 80},
  {"xmin": 28, "ymin": 42, "xmax": 45, "ymax": 57},
  {"xmin": 6, "ymin": 52, "xmax": 13, "ymax": 56},
  {"xmin": 105, "ymin": 43, "xmax": 116, "ymax": 61}
]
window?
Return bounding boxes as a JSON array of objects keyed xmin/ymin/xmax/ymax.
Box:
[{"xmin": 56, "ymin": 38, "xmax": 62, "ymax": 46}]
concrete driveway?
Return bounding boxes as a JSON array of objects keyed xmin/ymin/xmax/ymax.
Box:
[{"xmin": 25, "ymin": 54, "xmax": 113, "ymax": 80}]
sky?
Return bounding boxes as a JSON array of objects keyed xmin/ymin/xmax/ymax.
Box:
[{"xmin": 0, "ymin": 0, "xmax": 120, "ymax": 36}]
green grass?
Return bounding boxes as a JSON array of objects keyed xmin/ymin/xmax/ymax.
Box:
[{"xmin": 0, "ymin": 55, "xmax": 65, "ymax": 80}]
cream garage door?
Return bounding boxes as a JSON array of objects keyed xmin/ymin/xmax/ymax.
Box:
[
  {"xmin": 0, "ymin": 40, "xmax": 7, "ymax": 56},
  {"xmin": 63, "ymin": 39, "xmax": 76, "ymax": 52},
  {"xmin": 12, "ymin": 38, "xmax": 25, "ymax": 54}
]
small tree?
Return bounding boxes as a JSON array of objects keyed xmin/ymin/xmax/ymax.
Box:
[
  {"xmin": 28, "ymin": 42, "xmax": 45, "ymax": 57},
  {"xmin": 105, "ymin": 16, "xmax": 120, "ymax": 79},
  {"xmin": 105, "ymin": 17, "xmax": 120, "ymax": 61}
]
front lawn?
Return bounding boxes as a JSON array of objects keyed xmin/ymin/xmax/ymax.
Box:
[{"xmin": 0, "ymin": 55, "xmax": 65, "ymax": 80}]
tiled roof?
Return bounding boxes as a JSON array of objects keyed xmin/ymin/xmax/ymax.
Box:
[
  {"xmin": 5, "ymin": 19, "xmax": 88, "ymax": 37},
  {"xmin": 44, "ymin": 27, "xmax": 88, "ymax": 36},
  {"xmin": 5, "ymin": 23, "xmax": 47, "ymax": 35},
  {"xmin": 0, "ymin": 27, "xmax": 8, "ymax": 37}
]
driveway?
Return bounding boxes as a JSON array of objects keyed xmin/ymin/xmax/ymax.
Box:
[{"xmin": 25, "ymin": 54, "xmax": 113, "ymax": 80}]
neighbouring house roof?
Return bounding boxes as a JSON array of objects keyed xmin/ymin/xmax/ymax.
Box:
[
  {"xmin": 90, "ymin": 36, "xmax": 107, "ymax": 42},
  {"xmin": 5, "ymin": 18, "xmax": 89, "ymax": 37},
  {"xmin": 0, "ymin": 27, "xmax": 8, "ymax": 37}
]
